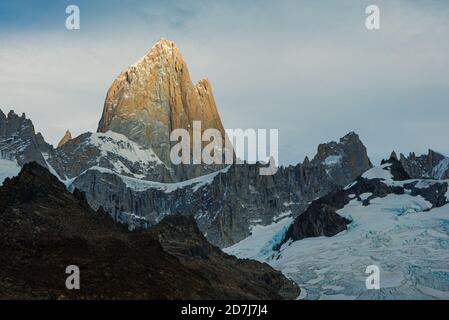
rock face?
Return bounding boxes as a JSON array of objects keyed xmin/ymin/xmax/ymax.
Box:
[
  {"xmin": 380, "ymin": 156, "xmax": 411, "ymax": 181},
  {"xmin": 70, "ymin": 132, "xmax": 373, "ymax": 247},
  {"xmin": 400, "ymin": 149, "xmax": 449, "ymax": 180},
  {"xmin": 0, "ymin": 162, "xmax": 299, "ymax": 299},
  {"xmin": 0, "ymin": 109, "xmax": 52, "ymax": 168},
  {"xmin": 97, "ymin": 38, "xmax": 227, "ymax": 169},
  {"xmin": 311, "ymin": 132, "xmax": 373, "ymax": 186},
  {"xmin": 57, "ymin": 130, "xmax": 72, "ymax": 148},
  {"xmin": 281, "ymin": 202, "xmax": 351, "ymax": 243}
]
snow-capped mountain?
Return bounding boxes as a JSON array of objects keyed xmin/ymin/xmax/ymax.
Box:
[
  {"xmin": 0, "ymin": 107, "xmax": 372, "ymax": 247},
  {"xmin": 0, "ymin": 39, "xmax": 374, "ymax": 248},
  {"xmin": 4, "ymin": 105, "xmax": 447, "ymax": 299},
  {"xmin": 97, "ymin": 38, "xmax": 229, "ymax": 176},
  {"xmin": 225, "ymin": 157, "xmax": 449, "ymax": 299},
  {"xmin": 45, "ymin": 131, "xmax": 170, "ymax": 182},
  {"xmin": 66, "ymin": 131, "xmax": 372, "ymax": 247}
]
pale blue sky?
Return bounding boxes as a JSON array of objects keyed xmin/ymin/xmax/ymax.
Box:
[{"xmin": 0, "ymin": 0, "xmax": 448, "ymax": 165}]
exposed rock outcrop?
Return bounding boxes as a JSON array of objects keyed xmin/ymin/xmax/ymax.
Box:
[
  {"xmin": 57, "ymin": 130, "xmax": 72, "ymax": 148},
  {"xmin": 0, "ymin": 109, "xmax": 51, "ymax": 168},
  {"xmin": 381, "ymin": 156, "xmax": 411, "ymax": 181},
  {"xmin": 311, "ymin": 132, "xmax": 373, "ymax": 186},
  {"xmin": 400, "ymin": 149, "xmax": 449, "ymax": 180},
  {"xmin": 282, "ymin": 202, "xmax": 351, "ymax": 242}
]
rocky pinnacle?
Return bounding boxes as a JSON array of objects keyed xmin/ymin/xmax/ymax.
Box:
[
  {"xmin": 97, "ymin": 38, "xmax": 227, "ymax": 166},
  {"xmin": 57, "ymin": 130, "xmax": 72, "ymax": 148}
]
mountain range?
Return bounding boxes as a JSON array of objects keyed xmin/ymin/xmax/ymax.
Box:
[{"xmin": 1, "ymin": 38, "xmax": 449, "ymax": 299}]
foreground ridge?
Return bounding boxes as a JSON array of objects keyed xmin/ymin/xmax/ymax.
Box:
[{"xmin": 0, "ymin": 162, "xmax": 299, "ymax": 299}]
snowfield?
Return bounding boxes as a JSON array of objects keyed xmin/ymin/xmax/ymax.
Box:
[
  {"xmin": 362, "ymin": 163, "xmax": 393, "ymax": 181},
  {"xmin": 275, "ymin": 196, "xmax": 449, "ymax": 300},
  {"xmin": 227, "ymin": 196, "xmax": 449, "ymax": 300}
]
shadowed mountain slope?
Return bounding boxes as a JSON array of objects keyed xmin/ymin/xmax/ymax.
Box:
[{"xmin": 0, "ymin": 162, "xmax": 299, "ymax": 299}]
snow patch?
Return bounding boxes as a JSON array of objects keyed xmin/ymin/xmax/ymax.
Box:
[
  {"xmin": 369, "ymin": 194, "xmax": 432, "ymax": 216},
  {"xmin": 359, "ymin": 192, "xmax": 372, "ymax": 201},
  {"xmin": 432, "ymin": 158, "xmax": 449, "ymax": 180},
  {"xmin": 362, "ymin": 164, "xmax": 393, "ymax": 181},
  {"xmin": 0, "ymin": 158, "xmax": 21, "ymax": 185},
  {"xmin": 324, "ymin": 155, "xmax": 342, "ymax": 166},
  {"xmin": 344, "ymin": 181, "xmax": 358, "ymax": 190},
  {"xmin": 75, "ymin": 165, "xmax": 231, "ymax": 194},
  {"xmin": 87, "ymin": 131, "xmax": 165, "ymax": 167}
]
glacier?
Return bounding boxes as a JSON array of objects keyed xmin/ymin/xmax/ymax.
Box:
[{"xmin": 225, "ymin": 180, "xmax": 449, "ymax": 300}]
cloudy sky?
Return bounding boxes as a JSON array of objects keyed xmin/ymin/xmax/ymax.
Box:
[{"xmin": 1, "ymin": 0, "xmax": 448, "ymax": 165}]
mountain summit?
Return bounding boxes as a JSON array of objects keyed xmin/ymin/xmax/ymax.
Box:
[
  {"xmin": 97, "ymin": 38, "xmax": 226, "ymax": 165},
  {"xmin": 57, "ymin": 130, "xmax": 72, "ymax": 148}
]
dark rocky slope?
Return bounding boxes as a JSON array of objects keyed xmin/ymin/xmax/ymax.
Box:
[
  {"xmin": 148, "ymin": 215, "xmax": 299, "ymax": 299},
  {"xmin": 0, "ymin": 162, "xmax": 299, "ymax": 299}
]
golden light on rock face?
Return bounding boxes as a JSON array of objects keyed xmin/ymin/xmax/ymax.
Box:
[
  {"xmin": 97, "ymin": 38, "xmax": 226, "ymax": 165},
  {"xmin": 57, "ymin": 130, "xmax": 72, "ymax": 148}
]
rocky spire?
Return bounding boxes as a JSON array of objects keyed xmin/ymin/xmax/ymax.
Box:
[
  {"xmin": 303, "ymin": 156, "xmax": 310, "ymax": 165},
  {"xmin": 97, "ymin": 38, "xmax": 227, "ymax": 166},
  {"xmin": 311, "ymin": 132, "xmax": 373, "ymax": 186},
  {"xmin": 57, "ymin": 130, "xmax": 72, "ymax": 148},
  {"xmin": 0, "ymin": 109, "xmax": 6, "ymax": 122},
  {"xmin": 390, "ymin": 151, "xmax": 398, "ymax": 160},
  {"xmin": 0, "ymin": 109, "xmax": 51, "ymax": 168}
]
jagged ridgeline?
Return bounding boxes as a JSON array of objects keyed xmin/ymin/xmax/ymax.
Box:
[{"xmin": 2, "ymin": 39, "xmax": 448, "ymax": 249}]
